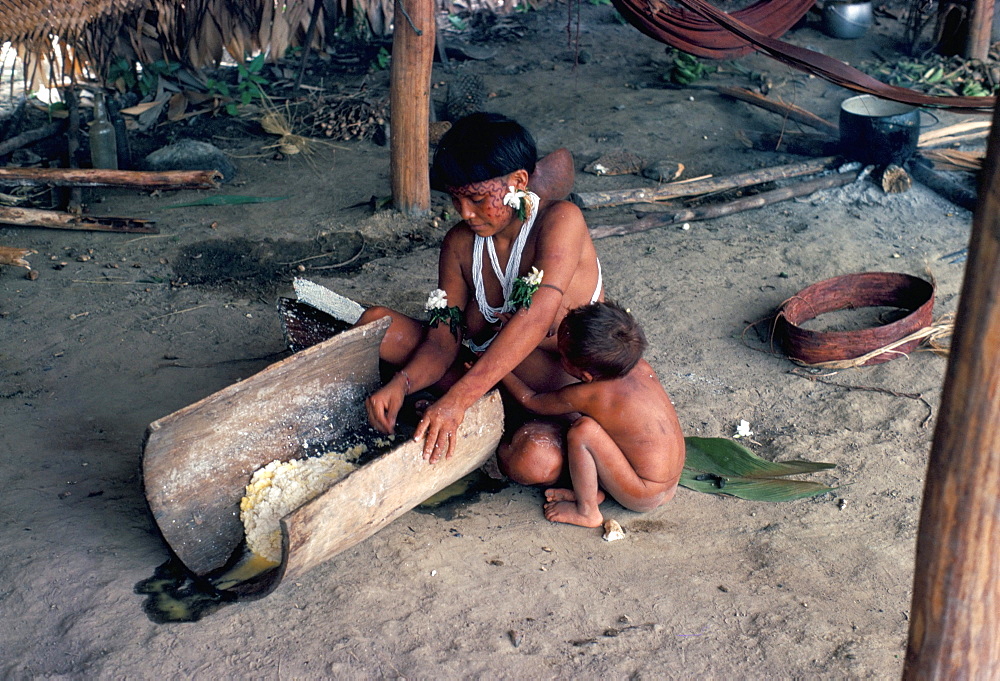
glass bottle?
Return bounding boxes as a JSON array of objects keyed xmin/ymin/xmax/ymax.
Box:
[
  {"xmin": 106, "ymin": 96, "xmax": 132, "ymax": 170},
  {"xmin": 89, "ymin": 92, "xmax": 118, "ymax": 170}
]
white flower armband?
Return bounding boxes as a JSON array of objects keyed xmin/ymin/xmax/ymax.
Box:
[
  {"xmin": 424, "ymin": 288, "xmax": 464, "ymax": 338},
  {"xmin": 509, "ymin": 267, "xmax": 544, "ymax": 311}
]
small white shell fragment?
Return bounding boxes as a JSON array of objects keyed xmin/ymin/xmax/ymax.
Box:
[{"xmin": 603, "ymin": 519, "xmax": 625, "ymax": 542}]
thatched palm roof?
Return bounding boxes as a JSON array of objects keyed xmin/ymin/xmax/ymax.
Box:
[{"xmin": 0, "ymin": 0, "xmax": 373, "ymax": 89}]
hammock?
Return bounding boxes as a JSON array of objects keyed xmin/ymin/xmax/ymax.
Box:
[
  {"xmin": 613, "ymin": 0, "xmax": 996, "ymax": 113},
  {"xmin": 610, "ymin": 0, "xmax": 814, "ymax": 59}
]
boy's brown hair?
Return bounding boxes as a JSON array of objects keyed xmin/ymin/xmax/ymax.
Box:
[{"xmin": 557, "ymin": 300, "xmax": 647, "ymax": 380}]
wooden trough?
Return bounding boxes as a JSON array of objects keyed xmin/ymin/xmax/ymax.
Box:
[{"xmin": 142, "ymin": 316, "xmax": 504, "ymax": 596}]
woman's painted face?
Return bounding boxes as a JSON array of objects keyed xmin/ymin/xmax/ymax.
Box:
[{"xmin": 448, "ymin": 177, "xmax": 516, "ymax": 235}]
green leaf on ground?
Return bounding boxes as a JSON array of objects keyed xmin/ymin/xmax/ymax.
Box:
[
  {"xmin": 680, "ymin": 436, "xmax": 836, "ymax": 502},
  {"xmin": 164, "ymin": 195, "xmax": 290, "ymax": 209}
]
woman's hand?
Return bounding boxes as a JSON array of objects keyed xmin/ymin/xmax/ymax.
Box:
[
  {"xmin": 365, "ymin": 374, "xmax": 407, "ymax": 435},
  {"xmin": 413, "ymin": 391, "xmax": 468, "ymax": 463}
]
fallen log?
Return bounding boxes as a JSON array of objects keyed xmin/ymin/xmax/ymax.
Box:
[
  {"xmin": 880, "ymin": 164, "xmax": 912, "ymax": 193},
  {"xmin": 715, "ymin": 86, "xmax": 841, "ymax": 136},
  {"xmin": 0, "ymin": 167, "xmax": 222, "ymax": 190},
  {"xmin": 0, "ymin": 206, "xmax": 158, "ymax": 233},
  {"xmin": 571, "ymin": 155, "xmax": 839, "ymax": 209},
  {"xmin": 908, "ymin": 155, "xmax": 978, "ymax": 212},
  {"xmin": 590, "ymin": 168, "xmax": 858, "ymax": 239},
  {"xmin": 0, "ymin": 121, "xmax": 64, "ymax": 158}
]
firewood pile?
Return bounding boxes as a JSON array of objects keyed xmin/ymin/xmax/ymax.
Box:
[{"xmin": 294, "ymin": 93, "xmax": 389, "ymax": 141}]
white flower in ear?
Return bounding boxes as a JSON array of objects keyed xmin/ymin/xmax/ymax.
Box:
[
  {"xmin": 524, "ymin": 266, "xmax": 543, "ymax": 286},
  {"xmin": 503, "ymin": 186, "xmax": 526, "ymax": 210},
  {"xmin": 425, "ymin": 288, "xmax": 448, "ymax": 311},
  {"xmin": 734, "ymin": 420, "xmax": 753, "ymax": 439}
]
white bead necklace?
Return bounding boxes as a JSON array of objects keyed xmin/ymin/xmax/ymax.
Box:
[{"xmin": 471, "ymin": 191, "xmax": 540, "ymax": 324}]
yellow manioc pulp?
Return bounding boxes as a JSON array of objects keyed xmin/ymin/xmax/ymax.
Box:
[{"xmin": 240, "ymin": 445, "xmax": 369, "ymax": 563}]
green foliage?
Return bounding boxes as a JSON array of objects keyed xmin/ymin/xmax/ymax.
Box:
[
  {"xmin": 372, "ymin": 47, "xmax": 391, "ymax": 71},
  {"xmin": 46, "ymin": 101, "xmax": 68, "ymax": 120},
  {"xmin": 447, "ymin": 14, "xmax": 468, "ymax": 30},
  {"xmin": 665, "ymin": 49, "xmax": 706, "ymax": 86},
  {"xmin": 139, "ymin": 60, "xmax": 181, "ymax": 97},
  {"xmin": 206, "ymin": 53, "xmax": 270, "ymax": 115},
  {"xmin": 861, "ymin": 55, "xmax": 996, "ymax": 98},
  {"xmin": 108, "ymin": 57, "xmax": 138, "ymax": 92},
  {"xmin": 680, "ymin": 437, "xmax": 836, "ymax": 502},
  {"xmin": 589, "ymin": 0, "xmax": 612, "ymax": 5},
  {"xmin": 962, "ymin": 80, "xmax": 991, "ymax": 97}
]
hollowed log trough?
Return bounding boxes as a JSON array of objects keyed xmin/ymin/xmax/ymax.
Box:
[{"xmin": 142, "ymin": 317, "xmax": 504, "ymax": 595}]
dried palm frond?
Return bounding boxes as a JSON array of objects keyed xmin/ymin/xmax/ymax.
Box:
[{"xmin": 920, "ymin": 148, "xmax": 984, "ymax": 172}]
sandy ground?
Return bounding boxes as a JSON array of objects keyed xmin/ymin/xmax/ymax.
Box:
[{"xmin": 0, "ymin": 3, "xmax": 983, "ymax": 677}]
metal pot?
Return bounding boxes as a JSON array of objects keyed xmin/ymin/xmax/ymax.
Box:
[
  {"xmin": 839, "ymin": 95, "xmax": 921, "ymax": 166},
  {"xmin": 823, "ymin": 1, "xmax": 873, "ymax": 39}
]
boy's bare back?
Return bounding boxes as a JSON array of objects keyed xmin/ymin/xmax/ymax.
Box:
[{"xmin": 566, "ymin": 358, "xmax": 684, "ymax": 489}]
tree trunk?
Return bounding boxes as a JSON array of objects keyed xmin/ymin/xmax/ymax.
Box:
[
  {"xmin": 904, "ymin": 91, "xmax": 1000, "ymax": 680},
  {"xmin": 389, "ymin": 0, "xmax": 434, "ymax": 216},
  {"xmin": 965, "ymin": 0, "xmax": 994, "ymax": 60}
]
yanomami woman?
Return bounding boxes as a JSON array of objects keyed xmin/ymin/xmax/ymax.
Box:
[{"xmin": 359, "ymin": 112, "xmax": 603, "ymax": 487}]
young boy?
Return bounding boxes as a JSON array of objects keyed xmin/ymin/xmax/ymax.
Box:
[{"xmin": 500, "ymin": 301, "xmax": 685, "ymax": 528}]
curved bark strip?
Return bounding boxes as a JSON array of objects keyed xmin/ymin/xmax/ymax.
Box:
[{"xmin": 609, "ymin": 0, "xmax": 813, "ymax": 59}]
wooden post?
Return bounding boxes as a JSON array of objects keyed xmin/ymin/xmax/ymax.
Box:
[
  {"xmin": 965, "ymin": 0, "xmax": 994, "ymax": 60},
  {"xmin": 63, "ymin": 86, "xmax": 83, "ymax": 213},
  {"xmin": 903, "ymin": 98, "xmax": 1000, "ymax": 678},
  {"xmin": 389, "ymin": 0, "xmax": 434, "ymax": 216}
]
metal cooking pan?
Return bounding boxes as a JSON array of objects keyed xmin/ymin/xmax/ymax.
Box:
[{"xmin": 840, "ymin": 94, "xmax": 935, "ymax": 166}]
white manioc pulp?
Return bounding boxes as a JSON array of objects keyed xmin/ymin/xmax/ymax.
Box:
[{"xmin": 240, "ymin": 445, "xmax": 369, "ymax": 563}]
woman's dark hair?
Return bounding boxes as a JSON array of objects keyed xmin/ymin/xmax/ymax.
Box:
[
  {"xmin": 558, "ymin": 300, "xmax": 647, "ymax": 380},
  {"xmin": 430, "ymin": 112, "xmax": 537, "ymax": 191}
]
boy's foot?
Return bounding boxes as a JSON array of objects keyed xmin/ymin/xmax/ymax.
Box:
[
  {"xmin": 543, "ymin": 500, "xmax": 604, "ymax": 528},
  {"xmin": 545, "ymin": 488, "xmax": 605, "ymax": 504}
]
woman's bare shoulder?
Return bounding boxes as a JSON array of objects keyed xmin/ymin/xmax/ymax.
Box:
[
  {"xmin": 441, "ymin": 222, "xmax": 473, "ymax": 248},
  {"xmin": 535, "ymin": 199, "xmax": 588, "ymax": 239},
  {"xmin": 538, "ymin": 198, "xmax": 585, "ymax": 222}
]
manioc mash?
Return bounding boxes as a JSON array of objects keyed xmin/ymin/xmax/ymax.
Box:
[{"xmin": 240, "ymin": 444, "xmax": 368, "ymax": 563}]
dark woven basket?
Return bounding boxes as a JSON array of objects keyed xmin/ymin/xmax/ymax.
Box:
[{"xmin": 775, "ymin": 272, "xmax": 935, "ymax": 366}]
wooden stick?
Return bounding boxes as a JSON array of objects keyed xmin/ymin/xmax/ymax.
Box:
[
  {"xmin": 589, "ymin": 169, "xmax": 857, "ymax": 239},
  {"xmin": 904, "ymin": 95, "xmax": 1000, "ymax": 679},
  {"xmin": 918, "ymin": 119, "xmax": 991, "ymax": 145},
  {"xmin": 294, "ymin": 0, "xmax": 324, "ymax": 92},
  {"xmin": 715, "ymin": 86, "xmax": 841, "ymax": 136},
  {"xmin": 571, "ymin": 156, "xmax": 839, "ymax": 209},
  {"xmin": 919, "ymin": 149, "xmax": 983, "ymax": 172},
  {"xmin": 0, "ymin": 121, "xmax": 64, "ymax": 157},
  {"xmin": 736, "ymin": 129, "xmax": 841, "ymax": 157},
  {"xmin": 0, "ymin": 168, "xmax": 222, "ymax": 189},
  {"xmin": 0, "ymin": 206, "xmax": 158, "ymax": 233},
  {"xmin": 918, "ymin": 131, "xmax": 991, "ymax": 148}
]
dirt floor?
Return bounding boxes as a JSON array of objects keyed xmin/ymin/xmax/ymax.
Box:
[{"xmin": 0, "ymin": 3, "xmax": 986, "ymax": 677}]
